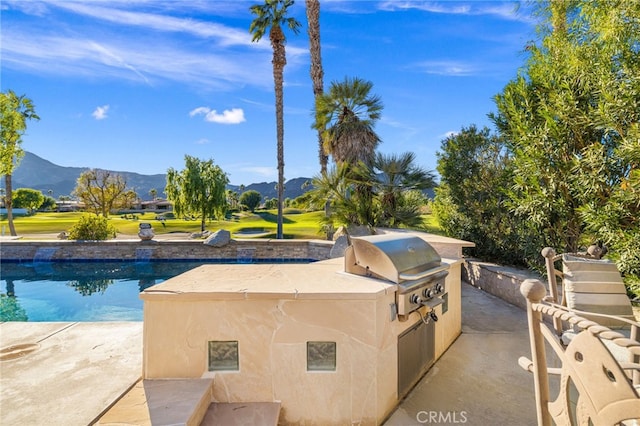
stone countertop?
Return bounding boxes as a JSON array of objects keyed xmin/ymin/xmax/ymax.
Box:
[
  {"xmin": 140, "ymin": 258, "xmax": 462, "ymax": 302},
  {"xmin": 374, "ymin": 229, "xmax": 475, "ymax": 247},
  {"xmin": 140, "ymin": 258, "xmax": 395, "ymax": 301}
]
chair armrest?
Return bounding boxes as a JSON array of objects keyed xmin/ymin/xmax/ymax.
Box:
[
  {"xmin": 518, "ymin": 356, "xmax": 532, "ymax": 372},
  {"xmin": 519, "ymin": 356, "xmax": 561, "ymax": 375}
]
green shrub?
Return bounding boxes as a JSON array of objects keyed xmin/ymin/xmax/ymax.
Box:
[
  {"xmin": 239, "ymin": 190, "xmax": 261, "ymax": 212},
  {"xmin": 68, "ymin": 215, "xmax": 117, "ymax": 240}
]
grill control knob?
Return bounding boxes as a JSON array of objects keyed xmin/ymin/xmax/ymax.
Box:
[
  {"xmin": 423, "ymin": 288, "xmax": 433, "ymax": 298},
  {"xmin": 436, "ymin": 284, "xmax": 444, "ymax": 293},
  {"xmin": 410, "ymin": 294, "xmax": 423, "ymax": 305}
]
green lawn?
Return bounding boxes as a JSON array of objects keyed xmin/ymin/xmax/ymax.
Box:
[{"xmin": 1, "ymin": 210, "xmax": 442, "ymax": 239}]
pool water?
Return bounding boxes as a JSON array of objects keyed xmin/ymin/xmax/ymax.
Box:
[{"xmin": 1, "ymin": 261, "xmax": 230, "ymax": 322}]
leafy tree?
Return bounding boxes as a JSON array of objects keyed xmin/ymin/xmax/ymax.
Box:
[
  {"xmin": 308, "ymin": 162, "xmax": 375, "ymax": 230},
  {"xmin": 371, "ymin": 152, "xmax": 435, "ymax": 228},
  {"xmin": 239, "ymin": 190, "xmax": 262, "ymax": 212},
  {"xmin": 305, "ymin": 0, "xmax": 327, "ymax": 174},
  {"xmin": 314, "ymin": 76, "xmax": 383, "ymax": 165},
  {"xmin": 308, "ymin": 151, "xmax": 434, "ymax": 230},
  {"xmin": 250, "ymin": 0, "xmax": 301, "ymax": 239},
  {"xmin": 264, "ymin": 197, "xmax": 278, "ymax": 209},
  {"xmin": 433, "ymin": 126, "xmax": 523, "ymax": 263},
  {"xmin": 226, "ymin": 189, "xmax": 239, "ymax": 210},
  {"xmin": 67, "ymin": 214, "xmax": 117, "ymax": 240},
  {"xmin": 165, "ymin": 155, "xmax": 229, "ymax": 232},
  {"xmin": 73, "ymin": 169, "xmax": 137, "ymax": 217},
  {"xmin": 40, "ymin": 195, "xmax": 57, "ymax": 211},
  {"xmin": 0, "ymin": 90, "xmax": 39, "ymax": 236},
  {"xmin": 490, "ymin": 0, "xmax": 640, "ymax": 274},
  {"xmin": 574, "ymin": 0, "xmax": 640, "ymax": 285},
  {"xmin": 12, "ymin": 188, "xmax": 44, "ymax": 214}
]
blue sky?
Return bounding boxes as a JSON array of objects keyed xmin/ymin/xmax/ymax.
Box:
[{"xmin": 1, "ymin": 1, "xmax": 536, "ymax": 186}]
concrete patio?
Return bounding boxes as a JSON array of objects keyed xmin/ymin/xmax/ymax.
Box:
[
  {"xmin": 0, "ymin": 283, "xmax": 536, "ymax": 425},
  {"xmin": 384, "ymin": 282, "xmax": 537, "ymax": 425}
]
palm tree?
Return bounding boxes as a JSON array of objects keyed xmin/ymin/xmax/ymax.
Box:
[
  {"xmin": 250, "ymin": 0, "xmax": 301, "ymax": 239},
  {"xmin": 308, "ymin": 162, "xmax": 376, "ymax": 229},
  {"xmin": 314, "ymin": 77, "xmax": 383, "ymax": 166},
  {"xmin": 0, "ymin": 90, "xmax": 39, "ymax": 236},
  {"xmin": 371, "ymin": 152, "xmax": 436, "ymax": 227},
  {"xmin": 305, "ymin": 0, "xmax": 327, "ymax": 174}
]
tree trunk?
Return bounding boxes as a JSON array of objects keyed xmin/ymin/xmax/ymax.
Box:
[
  {"xmin": 305, "ymin": 0, "xmax": 327, "ymax": 174},
  {"xmin": 5, "ymin": 174, "xmax": 17, "ymax": 236},
  {"xmin": 272, "ymin": 27, "xmax": 286, "ymax": 239}
]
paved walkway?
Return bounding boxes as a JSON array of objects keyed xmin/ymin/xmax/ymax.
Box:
[
  {"xmin": 0, "ymin": 322, "xmax": 143, "ymax": 425},
  {"xmin": 0, "ymin": 284, "xmax": 537, "ymax": 425},
  {"xmin": 384, "ymin": 283, "xmax": 537, "ymax": 425}
]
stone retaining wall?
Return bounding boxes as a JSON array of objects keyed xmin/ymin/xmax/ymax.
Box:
[
  {"xmin": 463, "ymin": 259, "xmax": 542, "ymax": 310},
  {"xmin": 0, "ymin": 239, "xmax": 334, "ymax": 262}
]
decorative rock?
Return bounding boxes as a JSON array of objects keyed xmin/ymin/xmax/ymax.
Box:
[
  {"xmin": 329, "ymin": 235, "xmax": 350, "ymax": 258},
  {"xmin": 204, "ymin": 229, "xmax": 231, "ymax": 247},
  {"xmin": 138, "ymin": 223, "xmax": 155, "ymax": 241},
  {"xmin": 333, "ymin": 226, "xmax": 347, "ymax": 241},
  {"xmin": 333, "ymin": 225, "xmax": 372, "ymax": 241},
  {"xmin": 57, "ymin": 232, "xmax": 68, "ymax": 240},
  {"xmin": 347, "ymin": 225, "xmax": 372, "ymax": 237}
]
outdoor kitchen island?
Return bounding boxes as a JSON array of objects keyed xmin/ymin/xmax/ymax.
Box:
[{"xmin": 140, "ymin": 232, "xmax": 473, "ymax": 425}]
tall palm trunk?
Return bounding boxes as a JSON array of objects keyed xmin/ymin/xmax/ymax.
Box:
[
  {"xmin": 249, "ymin": 0, "xmax": 300, "ymax": 239},
  {"xmin": 305, "ymin": 0, "xmax": 327, "ymax": 174},
  {"xmin": 4, "ymin": 174, "xmax": 17, "ymax": 236},
  {"xmin": 271, "ymin": 25, "xmax": 286, "ymax": 239}
]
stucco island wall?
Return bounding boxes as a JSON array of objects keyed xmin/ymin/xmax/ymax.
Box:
[{"xmin": 140, "ymin": 255, "xmax": 464, "ymax": 425}]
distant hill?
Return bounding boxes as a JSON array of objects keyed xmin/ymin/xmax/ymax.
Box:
[
  {"xmin": 4, "ymin": 151, "xmax": 312, "ymax": 201},
  {"xmin": 242, "ymin": 177, "xmax": 311, "ymax": 201}
]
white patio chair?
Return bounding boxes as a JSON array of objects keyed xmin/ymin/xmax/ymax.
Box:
[
  {"xmin": 519, "ymin": 279, "xmax": 640, "ymax": 426},
  {"xmin": 542, "ymin": 247, "xmax": 638, "ymax": 360}
]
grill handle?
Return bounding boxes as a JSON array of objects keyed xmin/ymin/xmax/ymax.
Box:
[{"xmin": 399, "ymin": 265, "xmax": 449, "ymax": 282}]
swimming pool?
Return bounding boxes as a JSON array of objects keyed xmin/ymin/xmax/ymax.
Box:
[{"xmin": 0, "ymin": 259, "xmax": 311, "ymax": 322}]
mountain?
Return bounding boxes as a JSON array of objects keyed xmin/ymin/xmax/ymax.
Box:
[
  {"xmin": 240, "ymin": 177, "xmax": 311, "ymax": 201},
  {"xmin": 4, "ymin": 151, "xmax": 312, "ymax": 201}
]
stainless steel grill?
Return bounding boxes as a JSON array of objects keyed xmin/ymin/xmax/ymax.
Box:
[{"xmin": 344, "ymin": 234, "xmax": 449, "ymax": 317}]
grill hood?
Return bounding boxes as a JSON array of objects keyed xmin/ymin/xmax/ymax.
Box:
[{"xmin": 344, "ymin": 234, "xmax": 445, "ymax": 284}]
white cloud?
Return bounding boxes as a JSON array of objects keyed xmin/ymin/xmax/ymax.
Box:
[
  {"xmin": 239, "ymin": 166, "xmax": 275, "ymax": 178},
  {"xmin": 1, "ymin": 30, "xmax": 274, "ymax": 89},
  {"xmin": 0, "ymin": 1, "xmax": 308, "ymax": 89},
  {"xmin": 189, "ymin": 107, "xmax": 210, "ymax": 117},
  {"xmin": 49, "ymin": 2, "xmax": 256, "ymax": 48},
  {"xmin": 414, "ymin": 60, "xmax": 477, "ymax": 77},
  {"xmin": 92, "ymin": 105, "xmax": 109, "ymax": 120},
  {"xmin": 441, "ymin": 130, "xmax": 459, "ymax": 139},
  {"xmin": 189, "ymin": 107, "xmax": 246, "ymax": 125},
  {"xmin": 377, "ymin": 1, "xmax": 525, "ymax": 22}
]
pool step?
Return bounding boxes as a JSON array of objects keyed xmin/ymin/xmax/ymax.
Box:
[
  {"xmin": 95, "ymin": 378, "xmax": 213, "ymax": 426},
  {"xmin": 200, "ymin": 401, "xmax": 281, "ymax": 425}
]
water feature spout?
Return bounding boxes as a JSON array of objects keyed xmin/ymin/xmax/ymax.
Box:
[
  {"xmin": 33, "ymin": 247, "xmax": 58, "ymax": 262},
  {"xmin": 135, "ymin": 247, "xmax": 154, "ymax": 263}
]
